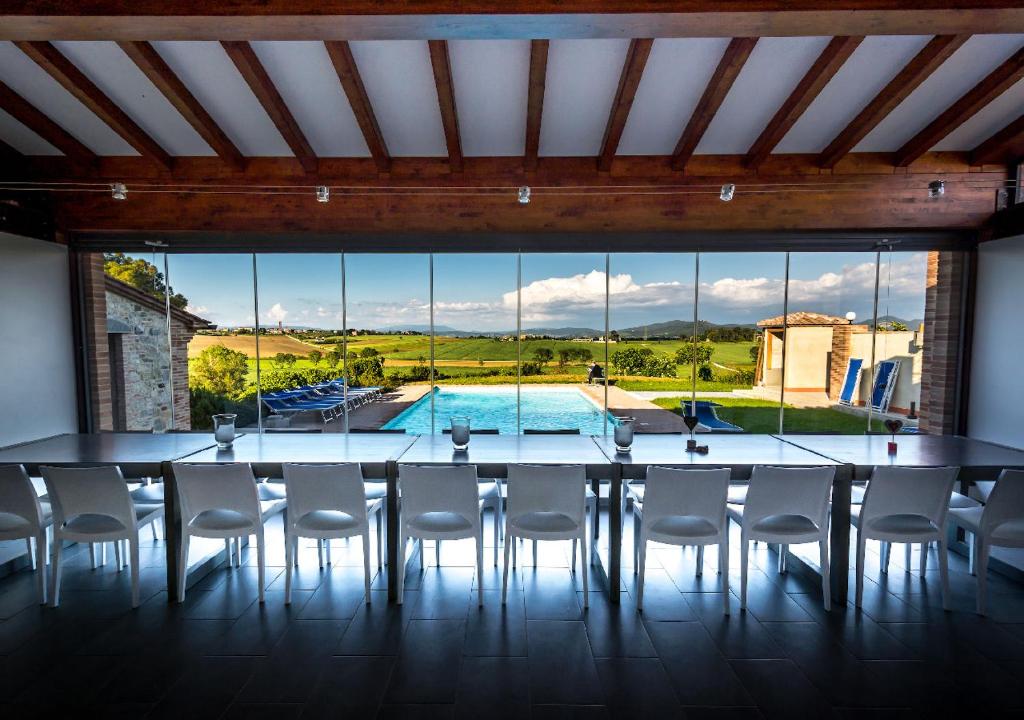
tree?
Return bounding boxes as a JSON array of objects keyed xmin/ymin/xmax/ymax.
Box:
[
  {"xmin": 610, "ymin": 347, "xmax": 676, "ymax": 377},
  {"xmin": 324, "ymin": 349, "xmax": 342, "ymax": 368},
  {"xmin": 190, "ymin": 345, "xmax": 249, "ymax": 397},
  {"xmin": 103, "ymin": 252, "xmax": 188, "ymax": 310},
  {"xmin": 674, "ymin": 341, "xmax": 714, "ymax": 366},
  {"xmin": 272, "ymin": 352, "xmax": 297, "ymax": 369},
  {"xmin": 360, "ymin": 347, "xmax": 380, "ymax": 358},
  {"xmin": 557, "ymin": 347, "xmax": 593, "ymax": 367},
  {"xmin": 879, "ymin": 320, "xmax": 908, "ymax": 332},
  {"xmin": 532, "ymin": 347, "xmax": 554, "ymax": 366},
  {"xmin": 307, "ymin": 349, "xmax": 323, "ymax": 366}
]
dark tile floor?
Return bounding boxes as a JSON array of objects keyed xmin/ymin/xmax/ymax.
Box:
[{"xmin": 1, "ymin": 509, "xmax": 1024, "ymax": 719}]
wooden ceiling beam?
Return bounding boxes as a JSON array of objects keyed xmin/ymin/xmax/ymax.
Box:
[
  {"xmin": 524, "ymin": 39, "xmax": 549, "ymax": 173},
  {"xmin": 818, "ymin": 34, "xmax": 969, "ymax": 169},
  {"xmin": 970, "ymin": 112, "xmax": 1024, "ymax": 165},
  {"xmin": 221, "ymin": 41, "xmax": 318, "ymax": 174},
  {"xmin": 745, "ymin": 35, "xmax": 863, "ymax": 169},
  {"xmin": 0, "ymin": 78, "xmax": 96, "ymax": 164},
  {"xmin": 324, "ymin": 40, "xmax": 390, "ymax": 174},
  {"xmin": 672, "ymin": 37, "xmax": 757, "ymax": 172},
  {"xmin": 598, "ymin": 38, "xmax": 654, "ymax": 172},
  {"xmin": 894, "ymin": 44, "xmax": 1024, "ymax": 168},
  {"xmin": 118, "ymin": 41, "xmax": 245, "ymax": 171},
  {"xmin": 427, "ymin": 39, "xmax": 463, "ymax": 173},
  {"xmin": 15, "ymin": 41, "xmax": 173, "ymax": 170}
]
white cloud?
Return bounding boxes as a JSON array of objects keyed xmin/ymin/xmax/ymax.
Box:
[
  {"xmin": 184, "ymin": 304, "xmax": 209, "ymax": 315},
  {"xmin": 265, "ymin": 303, "xmax": 288, "ymax": 323}
]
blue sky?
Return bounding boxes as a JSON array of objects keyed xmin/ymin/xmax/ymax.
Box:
[{"xmin": 153, "ymin": 251, "xmax": 927, "ymax": 331}]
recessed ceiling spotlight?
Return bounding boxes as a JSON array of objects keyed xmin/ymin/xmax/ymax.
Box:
[
  {"xmin": 518, "ymin": 186, "xmax": 531, "ymax": 205},
  {"xmin": 316, "ymin": 185, "xmax": 330, "ymax": 203},
  {"xmin": 928, "ymin": 180, "xmax": 945, "ymax": 199},
  {"xmin": 719, "ymin": 183, "xmax": 735, "ymax": 202},
  {"xmin": 111, "ymin": 182, "xmax": 127, "ymax": 201}
]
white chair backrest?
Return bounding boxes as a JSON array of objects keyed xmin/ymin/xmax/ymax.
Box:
[
  {"xmin": 643, "ymin": 466, "xmax": 730, "ymax": 530},
  {"xmin": 41, "ymin": 465, "xmax": 135, "ymax": 530},
  {"xmin": 506, "ymin": 464, "xmax": 587, "ymax": 524},
  {"xmin": 982, "ymin": 469, "xmax": 1024, "ymax": 534},
  {"xmin": 172, "ymin": 463, "xmax": 260, "ymax": 524},
  {"xmin": 282, "ymin": 463, "xmax": 368, "ymax": 524},
  {"xmin": 861, "ymin": 466, "xmax": 959, "ymax": 526},
  {"xmin": 743, "ymin": 465, "xmax": 835, "ymax": 529},
  {"xmin": 398, "ymin": 464, "xmax": 479, "ymax": 523},
  {"xmin": 0, "ymin": 464, "xmax": 43, "ymax": 527}
]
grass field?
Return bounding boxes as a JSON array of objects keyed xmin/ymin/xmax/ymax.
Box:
[{"xmin": 651, "ymin": 396, "xmax": 882, "ymax": 434}]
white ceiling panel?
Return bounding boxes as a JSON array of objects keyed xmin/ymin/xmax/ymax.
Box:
[
  {"xmin": 539, "ymin": 39, "xmax": 631, "ymax": 156},
  {"xmin": 53, "ymin": 41, "xmax": 214, "ymax": 157},
  {"xmin": 775, "ymin": 35, "xmax": 933, "ymax": 154},
  {"xmin": 617, "ymin": 38, "xmax": 730, "ymax": 156},
  {"xmin": 934, "ymin": 76, "xmax": 1024, "ymax": 151},
  {"xmin": 855, "ymin": 34, "xmax": 1024, "ymax": 152},
  {"xmin": 348, "ymin": 40, "xmax": 447, "ymax": 157},
  {"xmin": 249, "ymin": 41, "xmax": 369, "ymax": 158},
  {"xmin": 0, "ymin": 108, "xmax": 61, "ymax": 155},
  {"xmin": 0, "ymin": 41, "xmax": 136, "ymax": 155},
  {"xmin": 696, "ymin": 36, "xmax": 831, "ymax": 155},
  {"xmin": 449, "ymin": 40, "xmax": 530, "ymax": 157},
  {"xmin": 151, "ymin": 41, "xmax": 292, "ymax": 157}
]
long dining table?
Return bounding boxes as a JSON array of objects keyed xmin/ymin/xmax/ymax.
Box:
[{"xmin": 4, "ymin": 430, "xmax": 1024, "ymax": 606}]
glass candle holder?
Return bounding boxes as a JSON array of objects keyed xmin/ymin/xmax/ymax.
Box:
[
  {"xmin": 613, "ymin": 417, "xmax": 634, "ymax": 453},
  {"xmin": 212, "ymin": 413, "xmax": 237, "ymax": 449},
  {"xmin": 450, "ymin": 416, "xmax": 471, "ymax": 451}
]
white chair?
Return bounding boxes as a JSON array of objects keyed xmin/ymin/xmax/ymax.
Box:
[
  {"xmin": 729, "ymin": 465, "xmax": 835, "ymax": 611},
  {"xmin": 41, "ymin": 465, "xmax": 161, "ymax": 608},
  {"xmin": 396, "ymin": 464, "xmax": 484, "ymax": 606},
  {"xmin": 282, "ymin": 463, "xmax": 380, "ymax": 605},
  {"xmin": 172, "ymin": 462, "xmax": 279, "ymax": 604},
  {"xmin": 510, "ymin": 482, "xmax": 596, "ymax": 571},
  {"xmin": 503, "ymin": 464, "xmax": 589, "ymax": 609},
  {"xmin": 853, "ymin": 465, "xmax": 959, "ymax": 611},
  {"xmin": 949, "ymin": 469, "xmax": 1024, "ymax": 615},
  {"xmin": 0, "ymin": 464, "xmax": 51, "ymax": 604},
  {"xmin": 635, "ymin": 467, "xmax": 731, "ymax": 614}
]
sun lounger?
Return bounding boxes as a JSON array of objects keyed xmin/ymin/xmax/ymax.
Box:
[{"xmin": 680, "ymin": 399, "xmax": 744, "ymax": 433}]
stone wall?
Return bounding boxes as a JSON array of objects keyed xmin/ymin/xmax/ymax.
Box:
[
  {"xmin": 920, "ymin": 250, "xmax": 965, "ymax": 434},
  {"xmin": 105, "ymin": 292, "xmax": 174, "ymax": 431}
]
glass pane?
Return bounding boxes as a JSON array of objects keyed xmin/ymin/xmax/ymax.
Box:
[
  {"xmin": 255, "ymin": 254, "xmax": 343, "ymax": 431},
  {"xmin": 165, "ymin": 254, "xmax": 258, "ymax": 431},
  {"xmin": 345, "ymin": 254, "xmax": 431, "ymax": 432},
  {"xmin": 782, "ymin": 252, "xmax": 879, "ymax": 434},
  {"xmin": 608, "ymin": 253, "xmax": 696, "ymax": 433},
  {"xmin": 696, "ymin": 253, "xmax": 786, "ymax": 434},
  {"xmin": 427, "ymin": 254, "xmax": 518, "ymax": 435},
  {"xmin": 519, "ymin": 253, "xmax": 611, "ymax": 434},
  {"xmin": 874, "ymin": 250, "xmax": 927, "ymax": 431}
]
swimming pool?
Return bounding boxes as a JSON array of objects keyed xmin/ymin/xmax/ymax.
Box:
[{"xmin": 382, "ymin": 386, "xmax": 616, "ymax": 435}]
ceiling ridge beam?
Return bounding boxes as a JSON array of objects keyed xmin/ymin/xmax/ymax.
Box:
[
  {"xmin": 427, "ymin": 39, "xmax": 463, "ymax": 173},
  {"xmin": 118, "ymin": 41, "xmax": 245, "ymax": 172},
  {"xmin": 598, "ymin": 38, "xmax": 654, "ymax": 172},
  {"xmin": 0, "ymin": 77, "xmax": 96, "ymax": 164},
  {"xmin": 324, "ymin": 40, "xmax": 390, "ymax": 174},
  {"xmin": 894, "ymin": 43, "xmax": 1024, "ymax": 168},
  {"xmin": 524, "ymin": 39, "xmax": 549, "ymax": 172},
  {"xmin": 970, "ymin": 111, "xmax": 1024, "ymax": 165},
  {"xmin": 222, "ymin": 41, "xmax": 318, "ymax": 174},
  {"xmin": 671, "ymin": 37, "xmax": 757, "ymax": 172},
  {"xmin": 15, "ymin": 41, "xmax": 173, "ymax": 170},
  {"xmin": 819, "ymin": 34, "xmax": 970, "ymax": 169},
  {"xmin": 745, "ymin": 35, "xmax": 863, "ymax": 169}
]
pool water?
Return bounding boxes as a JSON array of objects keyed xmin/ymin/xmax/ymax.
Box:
[{"xmin": 382, "ymin": 386, "xmax": 616, "ymax": 435}]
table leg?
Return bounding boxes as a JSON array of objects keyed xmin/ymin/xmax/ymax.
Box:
[
  {"xmin": 161, "ymin": 461, "xmax": 180, "ymax": 603},
  {"xmin": 386, "ymin": 460, "xmax": 399, "ymax": 603},
  {"xmin": 608, "ymin": 465, "xmax": 622, "ymax": 604},
  {"xmin": 829, "ymin": 464, "xmax": 853, "ymax": 605}
]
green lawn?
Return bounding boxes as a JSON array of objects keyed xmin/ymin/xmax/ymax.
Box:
[{"xmin": 651, "ymin": 396, "xmax": 883, "ymax": 434}]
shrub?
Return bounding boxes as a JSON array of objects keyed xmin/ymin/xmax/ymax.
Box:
[
  {"xmin": 360, "ymin": 347, "xmax": 381, "ymax": 358},
  {"xmin": 674, "ymin": 341, "xmax": 714, "ymax": 366},
  {"xmin": 349, "ymin": 356, "xmax": 385, "ymax": 386},
  {"xmin": 307, "ymin": 349, "xmax": 323, "ymax": 366},
  {"xmin": 259, "ymin": 367, "xmax": 340, "ymax": 393},
  {"xmin": 190, "ymin": 387, "xmax": 259, "ymax": 431},
  {"xmin": 557, "ymin": 347, "xmax": 593, "ymax": 367},
  {"xmin": 611, "ymin": 347, "xmax": 676, "ymax": 377},
  {"xmin": 324, "ymin": 349, "xmax": 342, "ymax": 368},
  {"xmin": 190, "ymin": 345, "xmax": 249, "ymax": 397},
  {"xmin": 697, "ymin": 364, "xmax": 714, "ymax": 382},
  {"xmin": 532, "ymin": 347, "xmax": 554, "ymax": 366},
  {"xmin": 520, "ymin": 361, "xmax": 544, "ymax": 376}
]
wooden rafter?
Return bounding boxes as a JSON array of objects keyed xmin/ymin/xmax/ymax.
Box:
[
  {"xmin": 524, "ymin": 39, "xmax": 549, "ymax": 172},
  {"xmin": 427, "ymin": 40, "xmax": 463, "ymax": 173},
  {"xmin": 221, "ymin": 41, "xmax": 318, "ymax": 174},
  {"xmin": 598, "ymin": 38, "xmax": 654, "ymax": 172},
  {"xmin": 971, "ymin": 112, "xmax": 1024, "ymax": 165},
  {"xmin": 894, "ymin": 44, "xmax": 1024, "ymax": 167},
  {"xmin": 118, "ymin": 41, "xmax": 245, "ymax": 171},
  {"xmin": 0, "ymin": 78, "xmax": 95, "ymax": 164},
  {"xmin": 15, "ymin": 41, "xmax": 173, "ymax": 169},
  {"xmin": 324, "ymin": 40, "xmax": 390, "ymax": 173},
  {"xmin": 819, "ymin": 35, "xmax": 969, "ymax": 169},
  {"xmin": 671, "ymin": 37, "xmax": 757, "ymax": 171},
  {"xmin": 745, "ymin": 35, "xmax": 863, "ymax": 169}
]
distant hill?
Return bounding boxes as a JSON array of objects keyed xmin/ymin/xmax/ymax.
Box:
[
  {"xmin": 873, "ymin": 315, "xmax": 922, "ymax": 329},
  {"xmin": 615, "ymin": 320, "xmax": 757, "ymax": 339}
]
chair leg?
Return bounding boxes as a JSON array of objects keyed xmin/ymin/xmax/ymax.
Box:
[
  {"xmin": 397, "ymin": 533, "xmax": 408, "ymax": 605},
  {"xmin": 720, "ymin": 539, "xmax": 730, "ymax": 616},
  {"xmin": 317, "ymin": 539, "xmax": 324, "ymax": 570},
  {"xmin": 152, "ymin": 519, "xmax": 159, "ymax": 542},
  {"xmin": 633, "ymin": 508, "xmax": 641, "ymax": 574},
  {"xmin": 49, "ymin": 535, "xmax": 63, "ymax": 607},
  {"xmin": 89, "ymin": 543, "xmax": 97, "ymax": 569},
  {"xmin": 377, "ymin": 510, "xmax": 384, "ymax": 569},
  {"xmin": 235, "ymin": 536, "xmax": 242, "ymax": 567},
  {"xmin": 363, "ymin": 531, "xmax": 372, "ymax": 604},
  {"xmin": 740, "ymin": 536, "xmax": 749, "ymax": 611},
  {"xmin": 778, "ymin": 544, "xmax": 787, "ymax": 574},
  {"xmin": 436, "ymin": 539, "xmax": 441, "ymax": 568},
  {"xmin": 977, "ymin": 537, "xmax": 990, "ymax": 615},
  {"xmin": 419, "ymin": 539, "xmax": 425, "ymax": 569},
  {"xmin": 920, "ymin": 541, "xmax": 928, "ymax": 575},
  {"xmin": 580, "ymin": 530, "xmax": 588, "ymax": 610},
  {"xmin": 512, "ymin": 534, "xmax": 517, "ymax": 569},
  {"xmin": 492, "ymin": 505, "xmax": 499, "ymax": 568},
  {"xmin": 224, "ymin": 539, "xmax": 232, "ymax": 569},
  {"xmin": 571, "ymin": 539, "xmax": 577, "ymax": 573},
  {"xmin": 284, "ymin": 531, "xmax": 293, "ymax": 605},
  {"xmin": 476, "ymin": 531, "xmax": 484, "ymax": 607},
  {"xmin": 25, "ymin": 537, "xmax": 35, "ymax": 571},
  {"xmin": 696, "ymin": 545, "xmax": 704, "ymax": 578},
  {"xmin": 256, "ymin": 529, "xmax": 266, "ymax": 604},
  {"xmin": 636, "ymin": 534, "xmax": 647, "ymax": 611},
  {"xmin": 937, "ymin": 534, "xmax": 950, "ymax": 611},
  {"xmin": 129, "ymin": 537, "xmax": 140, "ymax": 608},
  {"xmin": 533, "ymin": 539, "xmax": 537, "ymax": 567},
  {"xmin": 904, "ymin": 542, "xmax": 912, "ymax": 574},
  {"xmin": 326, "ymin": 538, "xmax": 332, "ymax": 566},
  {"xmin": 178, "ymin": 535, "xmax": 190, "ymax": 603},
  {"xmin": 855, "ymin": 534, "xmax": 866, "ymax": 609},
  {"xmin": 100, "ymin": 542, "xmax": 106, "ymax": 567},
  {"xmin": 881, "ymin": 541, "xmax": 890, "ymax": 574},
  {"xmin": 33, "ymin": 533, "xmax": 46, "ymax": 604},
  {"xmin": 819, "ymin": 539, "xmax": 830, "ymax": 611},
  {"xmin": 114, "ymin": 539, "xmax": 122, "ymax": 573},
  {"xmin": 502, "ymin": 531, "xmax": 512, "ymax": 605},
  {"xmin": 293, "ymin": 536, "xmax": 300, "ymax": 568},
  {"xmin": 968, "ymin": 532, "xmax": 976, "ymax": 576}
]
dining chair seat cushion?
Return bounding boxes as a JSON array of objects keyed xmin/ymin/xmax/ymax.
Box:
[
  {"xmin": 751, "ymin": 513, "xmax": 820, "ymax": 535},
  {"xmin": 649, "ymin": 515, "xmax": 719, "ymax": 539},
  {"xmin": 190, "ymin": 509, "xmax": 255, "ymax": 532},
  {"xmin": 950, "ymin": 506, "xmax": 1024, "ymax": 543},
  {"xmin": 510, "ymin": 511, "xmax": 578, "ymax": 533},
  {"xmin": 0, "ymin": 512, "xmax": 34, "ymax": 534},
  {"xmin": 364, "ymin": 484, "xmax": 387, "ymax": 501},
  {"xmin": 295, "ymin": 510, "xmax": 360, "ymax": 533},
  {"xmin": 863, "ymin": 513, "xmax": 937, "ymax": 536},
  {"xmin": 129, "ymin": 484, "xmax": 165, "ymax": 504},
  {"xmin": 407, "ymin": 511, "xmax": 473, "ymax": 533},
  {"xmin": 65, "ymin": 513, "xmax": 129, "ymax": 534}
]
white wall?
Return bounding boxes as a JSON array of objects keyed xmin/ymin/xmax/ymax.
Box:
[
  {"xmin": 969, "ymin": 235, "xmax": 1024, "ymax": 449},
  {"xmin": 0, "ymin": 233, "xmax": 78, "ymax": 446}
]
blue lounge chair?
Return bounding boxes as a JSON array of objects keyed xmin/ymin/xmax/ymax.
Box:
[
  {"xmin": 838, "ymin": 358, "xmax": 863, "ymax": 407},
  {"xmin": 680, "ymin": 399, "xmax": 744, "ymax": 433}
]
